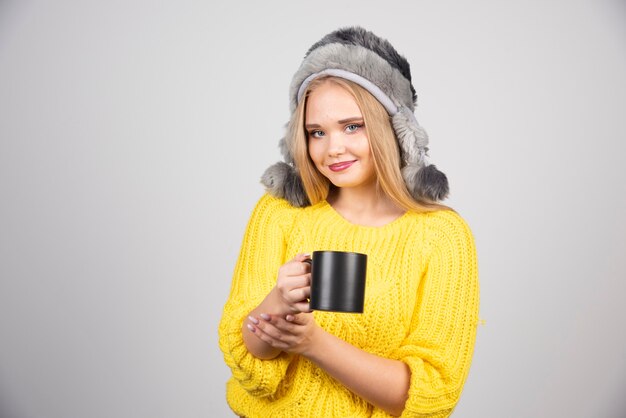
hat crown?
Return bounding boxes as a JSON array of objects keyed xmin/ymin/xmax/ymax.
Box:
[{"xmin": 305, "ymin": 27, "xmax": 417, "ymax": 105}]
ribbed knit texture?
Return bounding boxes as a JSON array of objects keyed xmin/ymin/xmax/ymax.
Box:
[{"xmin": 218, "ymin": 194, "xmax": 479, "ymax": 418}]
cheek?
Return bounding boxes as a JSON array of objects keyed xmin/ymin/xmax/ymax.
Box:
[
  {"xmin": 356, "ymin": 137, "xmax": 372, "ymax": 159},
  {"xmin": 307, "ymin": 142, "xmax": 324, "ymax": 164}
]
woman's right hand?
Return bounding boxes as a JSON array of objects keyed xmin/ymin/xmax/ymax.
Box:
[
  {"xmin": 273, "ymin": 253, "xmax": 312, "ymax": 315},
  {"xmin": 243, "ymin": 253, "xmax": 312, "ymax": 359}
]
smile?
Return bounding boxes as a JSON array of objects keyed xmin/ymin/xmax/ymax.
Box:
[{"xmin": 328, "ymin": 160, "xmax": 357, "ymax": 172}]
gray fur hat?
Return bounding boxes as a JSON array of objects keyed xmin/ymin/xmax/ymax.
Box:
[{"xmin": 261, "ymin": 26, "xmax": 449, "ymax": 207}]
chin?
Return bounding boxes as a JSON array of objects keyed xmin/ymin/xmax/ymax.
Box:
[
  {"xmin": 328, "ymin": 177, "xmax": 374, "ymax": 189},
  {"xmin": 320, "ymin": 167, "xmax": 376, "ymax": 190}
]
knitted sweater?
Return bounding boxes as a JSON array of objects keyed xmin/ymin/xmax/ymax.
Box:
[{"xmin": 218, "ymin": 194, "xmax": 479, "ymax": 418}]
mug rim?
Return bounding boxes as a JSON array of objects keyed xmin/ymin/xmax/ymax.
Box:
[{"xmin": 311, "ymin": 250, "xmax": 367, "ymax": 257}]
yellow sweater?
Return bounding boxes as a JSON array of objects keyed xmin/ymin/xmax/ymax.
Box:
[{"xmin": 218, "ymin": 194, "xmax": 479, "ymax": 417}]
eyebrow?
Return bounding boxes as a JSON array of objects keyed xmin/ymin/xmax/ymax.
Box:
[{"xmin": 305, "ymin": 117, "xmax": 364, "ymax": 129}]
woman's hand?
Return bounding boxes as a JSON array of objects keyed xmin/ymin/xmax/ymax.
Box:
[
  {"xmin": 273, "ymin": 253, "xmax": 312, "ymax": 315},
  {"xmin": 243, "ymin": 253, "xmax": 312, "ymax": 359},
  {"xmin": 248, "ymin": 312, "xmax": 320, "ymax": 356}
]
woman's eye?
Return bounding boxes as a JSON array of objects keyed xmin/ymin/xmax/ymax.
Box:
[
  {"xmin": 310, "ymin": 130, "xmax": 324, "ymax": 138},
  {"xmin": 346, "ymin": 124, "xmax": 362, "ymax": 133}
]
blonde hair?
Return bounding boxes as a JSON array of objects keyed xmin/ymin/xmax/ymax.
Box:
[{"xmin": 289, "ymin": 77, "xmax": 448, "ymax": 212}]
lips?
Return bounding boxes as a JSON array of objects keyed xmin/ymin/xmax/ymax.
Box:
[{"xmin": 328, "ymin": 160, "xmax": 356, "ymax": 172}]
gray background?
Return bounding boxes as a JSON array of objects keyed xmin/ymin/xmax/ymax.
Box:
[{"xmin": 1, "ymin": 0, "xmax": 625, "ymax": 417}]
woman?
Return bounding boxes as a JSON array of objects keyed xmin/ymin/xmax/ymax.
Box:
[{"xmin": 219, "ymin": 27, "xmax": 479, "ymax": 417}]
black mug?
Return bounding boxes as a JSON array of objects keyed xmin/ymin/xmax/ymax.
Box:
[{"xmin": 308, "ymin": 251, "xmax": 367, "ymax": 313}]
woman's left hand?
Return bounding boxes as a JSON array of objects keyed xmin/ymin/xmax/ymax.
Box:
[{"xmin": 249, "ymin": 312, "xmax": 321, "ymax": 356}]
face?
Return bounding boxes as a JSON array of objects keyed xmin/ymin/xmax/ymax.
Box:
[{"xmin": 305, "ymin": 82, "xmax": 376, "ymax": 192}]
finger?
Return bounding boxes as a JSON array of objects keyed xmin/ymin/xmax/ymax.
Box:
[
  {"xmin": 282, "ymin": 295, "xmax": 311, "ymax": 313},
  {"xmin": 286, "ymin": 256, "xmax": 312, "ymax": 276},
  {"xmin": 299, "ymin": 255, "xmax": 312, "ymax": 272},
  {"xmin": 256, "ymin": 317, "xmax": 289, "ymax": 340},
  {"xmin": 259, "ymin": 314, "xmax": 298, "ymax": 334},
  {"xmin": 276, "ymin": 274, "xmax": 311, "ymax": 297},
  {"xmin": 291, "ymin": 312, "xmax": 314, "ymax": 324},
  {"xmin": 292, "ymin": 301, "xmax": 311, "ymax": 314},
  {"xmin": 279, "ymin": 261, "xmax": 310, "ymax": 279},
  {"xmin": 294, "ymin": 253, "xmax": 311, "ymax": 263},
  {"xmin": 284, "ymin": 284, "xmax": 311, "ymax": 304},
  {"xmin": 267, "ymin": 315, "xmax": 300, "ymax": 333},
  {"xmin": 252, "ymin": 326, "xmax": 289, "ymax": 350},
  {"xmin": 282, "ymin": 274, "xmax": 311, "ymax": 289}
]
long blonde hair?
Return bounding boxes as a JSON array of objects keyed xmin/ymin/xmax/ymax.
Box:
[{"xmin": 289, "ymin": 76, "xmax": 448, "ymax": 212}]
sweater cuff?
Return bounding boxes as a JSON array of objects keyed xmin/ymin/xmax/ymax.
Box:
[{"xmin": 219, "ymin": 304, "xmax": 293, "ymax": 397}]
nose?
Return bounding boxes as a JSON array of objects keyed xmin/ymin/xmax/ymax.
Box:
[{"xmin": 327, "ymin": 133, "xmax": 346, "ymax": 157}]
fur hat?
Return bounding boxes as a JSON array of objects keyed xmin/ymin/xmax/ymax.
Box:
[{"xmin": 261, "ymin": 26, "xmax": 449, "ymax": 207}]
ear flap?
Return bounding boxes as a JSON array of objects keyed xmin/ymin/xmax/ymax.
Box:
[
  {"xmin": 260, "ymin": 161, "xmax": 310, "ymax": 207},
  {"xmin": 402, "ymin": 163, "xmax": 449, "ymax": 202},
  {"xmin": 278, "ymin": 135, "xmax": 294, "ymax": 165},
  {"xmin": 392, "ymin": 107, "xmax": 429, "ymax": 165},
  {"xmin": 392, "ymin": 106, "xmax": 449, "ymax": 202}
]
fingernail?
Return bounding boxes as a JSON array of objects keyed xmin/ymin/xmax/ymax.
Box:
[
  {"xmin": 248, "ymin": 316, "xmax": 259, "ymax": 325},
  {"xmin": 260, "ymin": 313, "xmax": 270, "ymax": 321},
  {"xmin": 246, "ymin": 324, "xmax": 255, "ymax": 333},
  {"xmin": 285, "ymin": 315, "xmax": 294, "ymax": 322}
]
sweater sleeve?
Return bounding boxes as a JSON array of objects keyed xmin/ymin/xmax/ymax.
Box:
[
  {"xmin": 391, "ymin": 211, "xmax": 480, "ymax": 417},
  {"xmin": 218, "ymin": 194, "xmax": 297, "ymax": 398}
]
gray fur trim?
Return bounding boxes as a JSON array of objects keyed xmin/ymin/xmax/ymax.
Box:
[
  {"xmin": 392, "ymin": 107, "xmax": 429, "ymax": 166},
  {"xmin": 277, "ymin": 137, "xmax": 293, "ymax": 165},
  {"xmin": 306, "ymin": 27, "xmax": 415, "ymax": 103},
  {"xmin": 298, "ymin": 69, "xmax": 398, "ymax": 115},
  {"xmin": 289, "ymin": 43, "xmax": 414, "ymax": 113},
  {"xmin": 260, "ymin": 162, "xmax": 309, "ymax": 207},
  {"xmin": 402, "ymin": 164, "xmax": 449, "ymax": 202}
]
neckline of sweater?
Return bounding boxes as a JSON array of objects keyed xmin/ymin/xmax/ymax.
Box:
[{"xmin": 314, "ymin": 200, "xmax": 412, "ymax": 231}]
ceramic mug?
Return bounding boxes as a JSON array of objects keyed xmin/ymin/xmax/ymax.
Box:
[{"xmin": 308, "ymin": 251, "xmax": 367, "ymax": 313}]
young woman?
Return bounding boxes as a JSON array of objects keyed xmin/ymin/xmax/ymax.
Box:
[{"xmin": 219, "ymin": 27, "xmax": 479, "ymax": 418}]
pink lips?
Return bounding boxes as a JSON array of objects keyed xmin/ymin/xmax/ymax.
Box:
[{"xmin": 328, "ymin": 160, "xmax": 356, "ymax": 172}]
